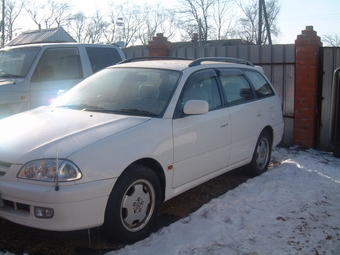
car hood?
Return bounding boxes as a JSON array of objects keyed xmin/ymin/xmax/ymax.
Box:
[{"xmin": 0, "ymin": 106, "xmax": 150, "ymax": 164}]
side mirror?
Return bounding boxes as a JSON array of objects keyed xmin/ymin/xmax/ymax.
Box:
[{"xmin": 183, "ymin": 100, "xmax": 209, "ymax": 115}]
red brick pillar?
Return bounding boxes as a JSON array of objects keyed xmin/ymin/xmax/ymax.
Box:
[
  {"xmin": 293, "ymin": 26, "xmax": 323, "ymax": 148},
  {"xmin": 147, "ymin": 33, "xmax": 172, "ymax": 57}
]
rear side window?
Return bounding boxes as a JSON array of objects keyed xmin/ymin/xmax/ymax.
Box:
[
  {"xmin": 244, "ymin": 70, "xmax": 274, "ymax": 98},
  {"xmin": 218, "ymin": 69, "xmax": 254, "ymax": 106},
  {"xmin": 32, "ymin": 47, "xmax": 83, "ymax": 82},
  {"xmin": 86, "ymin": 47, "xmax": 123, "ymax": 73}
]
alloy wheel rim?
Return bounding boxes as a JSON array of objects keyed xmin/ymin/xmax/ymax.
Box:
[
  {"xmin": 256, "ymin": 137, "xmax": 269, "ymax": 170},
  {"xmin": 120, "ymin": 179, "xmax": 156, "ymax": 232}
]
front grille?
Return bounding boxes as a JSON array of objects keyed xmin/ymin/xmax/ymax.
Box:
[{"xmin": 3, "ymin": 199, "xmax": 30, "ymax": 212}]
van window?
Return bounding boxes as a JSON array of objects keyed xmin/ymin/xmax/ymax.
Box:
[
  {"xmin": 32, "ymin": 48, "xmax": 83, "ymax": 82},
  {"xmin": 219, "ymin": 69, "xmax": 254, "ymax": 106},
  {"xmin": 0, "ymin": 47, "xmax": 40, "ymax": 78},
  {"xmin": 86, "ymin": 47, "xmax": 122, "ymax": 73}
]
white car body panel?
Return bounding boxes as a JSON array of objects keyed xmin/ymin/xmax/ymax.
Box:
[
  {"xmin": 0, "ymin": 107, "xmax": 150, "ymax": 165},
  {"xmin": 172, "ymin": 107, "xmax": 231, "ymax": 187}
]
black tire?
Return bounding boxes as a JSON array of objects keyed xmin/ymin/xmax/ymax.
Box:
[
  {"xmin": 104, "ymin": 164, "xmax": 161, "ymax": 243},
  {"xmin": 246, "ymin": 130, "xmax": 272, "ymax": 176}
]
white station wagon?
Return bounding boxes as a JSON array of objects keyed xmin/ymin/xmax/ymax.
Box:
[{"xmin": 0, "ymin": 57, "xmax": 284, "ymax": 243}]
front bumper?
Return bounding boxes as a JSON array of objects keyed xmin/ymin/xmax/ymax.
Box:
[{"xmin": 0, "ymin": 178, "xmax": 116, "ymax": 231}]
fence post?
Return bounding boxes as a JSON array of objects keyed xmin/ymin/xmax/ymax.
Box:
[
  {"xmin": 147, "ymin": 33, "xmax": 172, "ymax": 57},
  {"xmin": 293, "ymin": 26, "xmax": 323, "ymax": 148}
]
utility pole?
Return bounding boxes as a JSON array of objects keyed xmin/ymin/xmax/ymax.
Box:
[
  {"xmin": 257, "ymin": 0, "xmax": 262, "ymax": 45},
  {"xmin": 198, "ymin": 18, "xmax": 202, "ymax": 47},
  {"xmin": 257, "ymin": 0, "xmax": 272, "ymax": 45},
  {"xmin": 262, "ymin": 0, "xmax": 272, "ymax": 44},
  {"xmin": 1, "ymin": 0, "xmax": 4, "ymax": 48}
]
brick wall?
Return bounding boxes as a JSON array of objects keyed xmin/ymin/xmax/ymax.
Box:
[
  {"xmin": 293, "ymin": 26, "xmax": 323, "ymax": 148},
  {"xmin": 147, "ymin": 33, "xmax": 172, "ymax": 57}
]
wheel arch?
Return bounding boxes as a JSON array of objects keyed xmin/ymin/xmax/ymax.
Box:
[
  {"xmin": 125, "ymin": 158, "xmax": 166, "ymax": 202},
  {"xmin": 262, "ymin": 125, "xmax": 274, "ymax": 147}
]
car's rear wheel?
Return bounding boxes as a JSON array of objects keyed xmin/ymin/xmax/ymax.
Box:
[
  {"xmin": 104, "ymin": 164, "xmax": 161, "ymax": 243},
  {"xmin": 246, "ymin": 130, "xmax": 272, "ymax": 176}
]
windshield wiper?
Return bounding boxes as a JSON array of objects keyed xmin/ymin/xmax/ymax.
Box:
[
  {"xmin": 58, "ymin": 105, "xmax": 158, "ymax": 116},
  {"xmin": 0, "ymin": 74, "xmax": 23, "ymax": 78},
  {"xmin": 118, "ymin": 108, "xmax": 158, "ymax": 116},
  {"xmin": 58, "ymin": 104, "xmax": 105, "ymax": 110}
]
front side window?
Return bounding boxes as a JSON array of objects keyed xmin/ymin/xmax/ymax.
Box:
[
  {"xmin": 53, "ymin": 68, "xmax": 181, "ymax": 117},
  {"xmin": 0, "ymin": 47, "xmax": 40, "ymax": 78},
  {"xmin": 31, "ymin": 47, "xmax": 83, "ymax": 82},
  {"xmin": 219, "ymin": 69, "xmax": 254, "ymax": 106},
  {"xmin": 177, "ymin": 69, "xmax": 222, "ymax": 116},
  {"xmin": 244, "ymin": 70, "xmax": 274, "ymax": 98}
]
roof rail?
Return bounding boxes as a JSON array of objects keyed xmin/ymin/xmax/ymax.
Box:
[
  {"xmin": 188, "ymin": 57, "xmax": 254, "ymax": 67},
  {"xmin": 119, "ymin": 56, "xmax": 190, "ymax": 64}
]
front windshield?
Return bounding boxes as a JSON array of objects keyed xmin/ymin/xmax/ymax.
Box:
[
  {"xmin": 52, "ymin": 67, "xmax": 181, "ymax": 117},
  {"xmin": 0, "ymin": 47, "xmax": 40, "ymax": 78}
]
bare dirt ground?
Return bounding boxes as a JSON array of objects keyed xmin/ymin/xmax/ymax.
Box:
[{"xmin": 0, "ymin": 167, "xmax": 254, "ymax": 255}]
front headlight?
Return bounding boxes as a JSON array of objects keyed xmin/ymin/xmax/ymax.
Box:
[{"xmin": 18, "ymin": 159, "xmax": 82, "ymax": 182}]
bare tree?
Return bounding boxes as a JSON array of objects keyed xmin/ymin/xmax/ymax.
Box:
[
  {"xmin": 158, "ymin": 8, "xmax": 178, "ymax": 42},
  {"xmin": 103, "ymin": 4, "xmax": 119, "ymax": 44},
  {"xmin": 25, "ymin": 0, "xmax": 45, "ymax": 29},
  {"xmin": 85, "ymin": 10, "xmax": 108, "ymax": 44},
  {"xmin": 113, "ymin": 3, "xmax": 147, "ymax": 47},
  {"xmin": 177, "ymin": 0, "xmax": 215, "ymax": 41},
  {"xmin": 137, "ymin": 3, "xmax": 180, "ymax": 45},
  {"xmin": 4, "ymin": 0, "xmax": 24, "ymax": 42},
  {"xmin": 323, "ymin": 34, "xmax": 340, "ymax": 47},
  {"xmin": 49, "ymin": 0, "xmax": 73, "ymax": 28},
  {"xmin": 237, "ymin": 0, "xmax": 280, "ymax": 44},
  {"xmin": 212, "ymin": 0, "xmax": 236, "ymax": 40},
  {"xmin": 25, "ymin": 0, "xmax": 72, "ymax": 29},
  {"xmin": 69, "ymin": 12, "xmax": 87, "ymax": 43}
]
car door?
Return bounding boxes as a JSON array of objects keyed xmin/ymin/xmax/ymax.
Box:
[
  {"xmin": 218, "ymin": 69, "xmax": 264, "ymax": 166},
  {"xmin": 172, "ymin": 69, "xmax": 231, "ymax": 188},
  {"xmin": 30, "ymin": 47, "xmax": 84, "ymax": 108}
]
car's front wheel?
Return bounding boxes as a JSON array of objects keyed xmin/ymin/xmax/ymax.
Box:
[
  {"xmin": 246, "ymin": 129, "xmax": 272, "ymax": 176},
  {"xmin": 104, "ymin": 164, "xmax": 161, "ymax": 243}
]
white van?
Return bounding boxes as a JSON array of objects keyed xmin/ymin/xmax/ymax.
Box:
[{"xmin": 0, "ymin": 43, "xmax": 125, "ymax": 118}]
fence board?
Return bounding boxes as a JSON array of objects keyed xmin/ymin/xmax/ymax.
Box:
[{"xmin": 320, "ymin": 47, "xmax": 340, "ymax": 151}]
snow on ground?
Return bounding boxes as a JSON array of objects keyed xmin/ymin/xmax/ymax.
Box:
[
  {"xmin": 1, "ymin": 147, "xmax": 340, "ymax": 255},
  {"xmin": 107, "ymin": 147, "xmax": 340, "ymax": 255}
]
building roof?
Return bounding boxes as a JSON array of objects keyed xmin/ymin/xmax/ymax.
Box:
[
  {"xmin": 6, "ymin": 27, "xmax": 76, "ymax": 46},
  {"xmin": 124, "ymin": 39, "xmax": 254, "ymax": 51}
]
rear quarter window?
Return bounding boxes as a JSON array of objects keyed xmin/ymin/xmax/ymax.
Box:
[
  {"xmin": 218, "ymin": 69, "xmax": 254, "ymax": 106},
  {"xmin": 86, "ymin": 47, "xmax": 123, "ymax": 73},
  {"xmin": 244, "ymin": 70, "xmax": 274, "ymax": 98}
]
